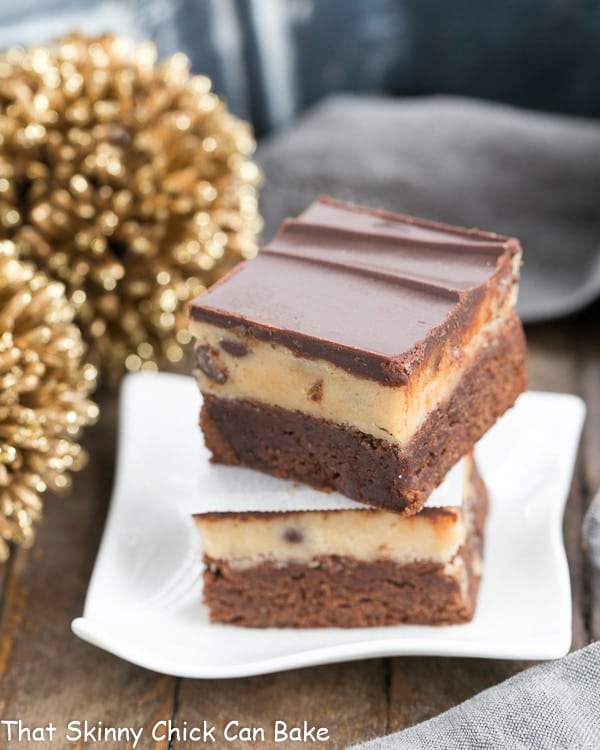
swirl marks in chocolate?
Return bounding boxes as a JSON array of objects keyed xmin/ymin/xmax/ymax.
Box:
[{"xmin": 190, "ymin": 197, "xmax": 520, "ymax": 384}]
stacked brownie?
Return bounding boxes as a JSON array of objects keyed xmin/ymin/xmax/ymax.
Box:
[{"xmin": 190, "ymin": 196, "xmax": 527, "ymax": 627}]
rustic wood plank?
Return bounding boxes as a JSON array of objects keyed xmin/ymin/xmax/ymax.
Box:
[
  {"xmin": 388, "ymin": 656, "xmax": 535, "ymax": 732},
  {"xmin": 579, "ymin": 308, "xmax": 600, "ymax": 499},
  {"xmin": 580, "ymin": 388, "xmax": 600, "ymax": 498},
  {"xmin": 0, "ymin": 550, "xmax": 15, "ymax": 639},
  {"xmin": 173, "ymin": 660, "xmax": 387, "ymax": 750},
  {"xmin": 0, "ymin": 389, "xmax": 175, "ymax": 749},
  {"xmin": 562, "ymin": 465, "xmax": 587, "ymax": 651},
  {"xmin": 578, "ymin": 306, "xmax": 600, "ymax": 643},
  {"xmin": 527, "ymin": 322, "xmax": 587, "ymax": 650},
  {"xmin": 525, "ymin": 323, "xmax": 579, "ymax": 396}
]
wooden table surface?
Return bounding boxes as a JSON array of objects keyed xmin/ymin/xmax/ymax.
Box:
[{"xmin": 0, "ymin": 304, "xmax": 598, "ymax": 750}]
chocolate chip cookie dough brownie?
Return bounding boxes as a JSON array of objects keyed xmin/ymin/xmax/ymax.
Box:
[
  {"xmin": 190, "ymin": 196, "xmax": 526, "ymax": 514},
  {"xmin": 196, "ymin": 456, "xmax": 487, "ymax": 627}
]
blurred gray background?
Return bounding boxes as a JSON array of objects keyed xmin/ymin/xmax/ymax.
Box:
[{"xmin": 2, "ymin": 0, "xmax": 600, "ymax": 319}]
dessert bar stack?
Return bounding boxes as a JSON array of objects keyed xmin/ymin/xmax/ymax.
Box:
[{"xmin": 190, "ymin": 197, "xmax": 527, "ymax": 627}]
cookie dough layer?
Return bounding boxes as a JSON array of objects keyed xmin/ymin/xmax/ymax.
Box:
[
  {"xmin": 198, "ymin": 457, "xmax": 488, "ymax": 627},
  {"xmin": 200, "ymin": 315, "xmax": 525, "ymax": 513},
  {"xmin": 190, "ymin": 301, "xmax": 517, "ymax": 447}
]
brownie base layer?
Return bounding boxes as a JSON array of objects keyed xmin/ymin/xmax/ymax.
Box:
[
  {"xmin": 202, "ymin": 470, "xmax": 488, "ymax": 628},
  {"xmin": 199, "ymin": 317, "xmax": 526, "ymax": 514}
]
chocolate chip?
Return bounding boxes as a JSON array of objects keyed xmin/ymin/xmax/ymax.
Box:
[
  {"xmin": 220, "ymin": 338, "xmax": 250, "ymax": 357},
  {"xmin": 283, "ymin": 528, "xmax": 303, "ymax": 544},
  {"xmin": 194, "ymin": 344, "xmax": 228, "ymax": 384},
  {"xmin": 307, "ymin": 380, "xmax": 323, "ymax": 402}
]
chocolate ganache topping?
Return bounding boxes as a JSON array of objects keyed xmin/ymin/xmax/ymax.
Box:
[{"xmin": 190, "ymin": 196, "xmax": 520, "ymax": 384}]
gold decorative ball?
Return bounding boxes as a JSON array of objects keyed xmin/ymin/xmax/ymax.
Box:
[
  {"xmin": 0, "ymin": 240, "xmax": 98, "ymax": 561},
  {"xmin": 0, "ymin": 33, "xmax": 262, "ymax": 381}
]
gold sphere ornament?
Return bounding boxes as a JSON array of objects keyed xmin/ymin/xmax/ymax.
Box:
[
  {"xmin": 0, "ymin": 33, "xmax": 262, "ymax": 381},
  {"xmin": 0, "ymin": 240, "xmax": 98, "ymax": 562}
]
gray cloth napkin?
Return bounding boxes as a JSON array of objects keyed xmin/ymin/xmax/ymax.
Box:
[
  {"xmin": 257, "ymin": 94, "xmax": 600, "ymax": 322},
  {"xmin": 347, "ymin": 642, "xmax": 600, "ymax": 749}
]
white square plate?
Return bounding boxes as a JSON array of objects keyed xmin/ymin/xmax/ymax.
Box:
[{"xmin": 72, "ymin": 373, "xmax": 585, "ymax": 677}]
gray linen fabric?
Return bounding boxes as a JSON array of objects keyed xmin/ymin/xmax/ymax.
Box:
[
  {"xmin": 257, "ymin": 95, "xmax": 600, "ymax": 322},
  {"xmin": 347, "ymin": 642, "xmax": 600, "ymax": 749}
]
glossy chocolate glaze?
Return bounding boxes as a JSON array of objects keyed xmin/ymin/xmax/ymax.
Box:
[{"xmin": 190, "ymin": 196, "xmax": 520, "ymax": 384}]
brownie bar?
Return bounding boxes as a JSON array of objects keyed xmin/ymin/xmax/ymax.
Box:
[
  {"xmin": 197, "ymin": 456, "xmax": 488, "ymax": 628},
  {"xmin": 200, "ymin": 313, "xmax": 524, "ymax": 512},
  {"xmin": 190, "ymin": 196, "xmax": 526, "ymax": 512}
]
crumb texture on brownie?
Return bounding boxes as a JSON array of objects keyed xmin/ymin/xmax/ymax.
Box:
[{"xmin": 203, "ymin": 555, "xmax": 477, "ymax": 628}]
